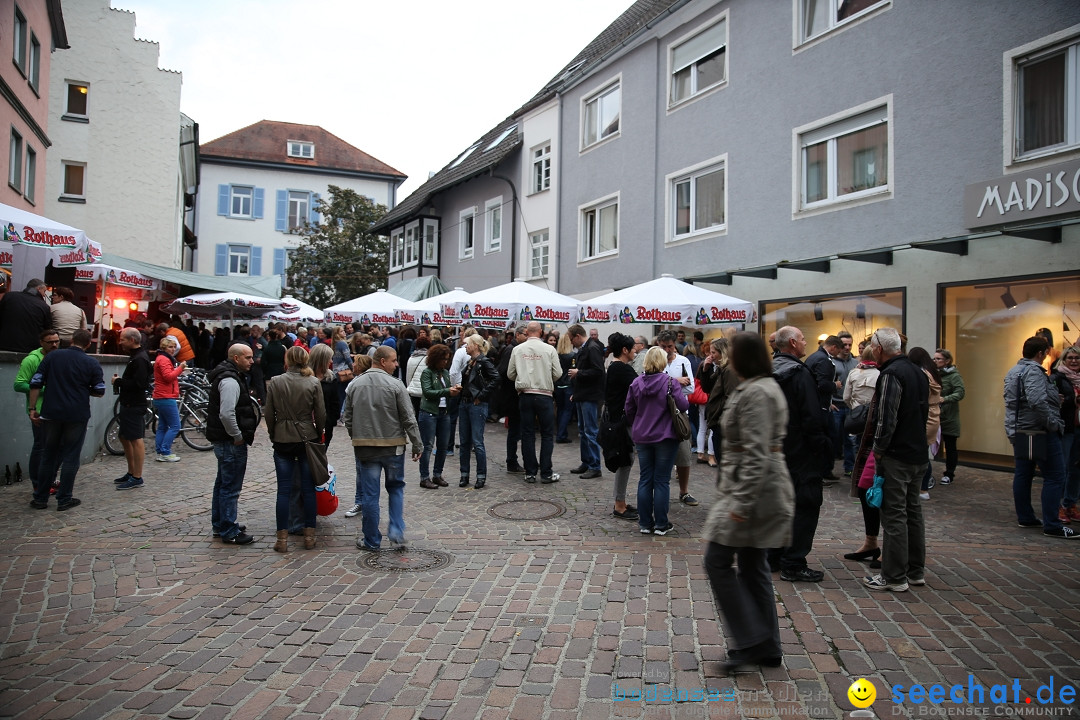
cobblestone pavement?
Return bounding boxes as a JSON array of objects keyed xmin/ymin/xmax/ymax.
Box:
[{"xmin": 1, "ymin": 421, "xmax": 1078, "ymax": 720}]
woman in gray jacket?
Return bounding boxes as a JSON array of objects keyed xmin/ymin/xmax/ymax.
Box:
[
  {"xmin": 702, "ymin": 332, "xmax": 794, "ymax": 675},
  {"xmin": 264, "ymin": 345, "xmax": 326, "ymax": 552}
]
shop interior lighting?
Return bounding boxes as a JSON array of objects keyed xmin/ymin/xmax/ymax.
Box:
[{"xmin": 1000, "ymin": 289, "xmax": 1018, "ymax": 309}]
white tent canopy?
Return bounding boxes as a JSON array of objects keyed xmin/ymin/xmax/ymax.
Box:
[
  {"xmin": 263, "ymin": 296, "xmax": 324, "ymax": 324},
  {"xmin": 323, "ymin": 289, "xmax": 409, "ymax": 325},
  {"xmin": 443, "ymin": 280, "xmax": 579, "ymax": 329},
  {"xmin": 162, "ymin": 291, "xmax": 298, "ymax": 321},
  {"xmin": 1, "ymin": 202, "xmax": 101, "ymax": 290},
  {"xmin": 578, "ymin": 274, "xmax": 754, "ymax": 327},
  {"xmin": 395, "ymin": 288, "xmax": 472, "ymax": 326}
]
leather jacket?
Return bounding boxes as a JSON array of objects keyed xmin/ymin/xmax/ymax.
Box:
[{"xmin": 462, "ymin": 354, "xmax": 499, "ymax": 404}]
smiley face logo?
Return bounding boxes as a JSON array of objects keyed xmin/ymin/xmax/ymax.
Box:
[{"xmin": 847, "ymin": 678, "xmax": 877, "ymax": 708}]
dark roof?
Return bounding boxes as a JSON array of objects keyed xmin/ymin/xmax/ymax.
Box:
[
  {"xmin": 200, "ymin": 120, "xmax": 405, "ymax": 179},
  {"xmin": 370, "ymin": 119, "xmax": 521, "ymax": 234},
  {"xmin": 372, "ymin": 0, "xmax": 682, "ymax": 234}
]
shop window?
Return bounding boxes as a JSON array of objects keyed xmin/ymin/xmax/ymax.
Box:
[
  {"xmin": 760, "ymin": 289, "xmax": 905, "ymax": 355},
  {"xmin": 939, "ymin": 274, "xmax": 1080, "ymax": 465}
]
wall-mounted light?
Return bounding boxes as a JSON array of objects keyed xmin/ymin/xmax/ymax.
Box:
[
  {"xmin": 814, "ymin": 304, "xmax": 823, "ymax": 321},
  {"xmin": 1000, "ymin": 289, "xmax": 1017, "ymax": 309}
]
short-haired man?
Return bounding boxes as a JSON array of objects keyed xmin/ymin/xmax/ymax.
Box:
[
  {"xmin": 805, "ymin": 335, "xmax": 843, "ymax": 481},
  {"xmin": 567, "ymin": 324, "xmax": 605, "ymax": 479},
  {"xmin": 507, "ymin": 321, "xmax": 563, "ymax": 484},
  {"xmin": 112, "ymin": 328, "xmax": 153, "ymax": 490},
  {"xmin": 14, "ymin": 329, "xmax": 60, "ymax": 492},
  {"xmin": 0, "ymin": 278, "xmax": 52, "ymax": 353},
  {"xmin": 769, "ymin": 326, "xmax": 829, "ymax": 582},
  {"xmin": 27, "ymin": 329, "xmax": 106, "ymax": 510},
  {"xmin": 832, "ymin": 331, "xmax": 858, "ymax": 476},
  {"xmin": 346, "ymin": 346, "xmax": 422, "ymax": 551},
  {"xmin": 657, "ymin": 330, "xmax": 697, "ymax": 506},
  {"xmin": 864, "ymin": 327, "xmax": 931, "ymax": 591},
  {"xmin": 1004, "ymin": 335, "xmax": 1073, "ymax": 538},
  {"xmin": 206, "ymin": 344, "xmax": 258, "ymax": 544},
  {"xmin": 631, "ymin": 336, "xmax": 648, "ymax": 374}
]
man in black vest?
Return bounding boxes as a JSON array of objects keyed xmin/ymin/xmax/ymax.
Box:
[{"xmin": 206, "ymin": 343, "xmax": 258, "ymax": 545}]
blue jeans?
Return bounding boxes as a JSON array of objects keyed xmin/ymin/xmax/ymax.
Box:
[
  {"xmin": 355, "ymin": 451, "xmax": 405, "ymax": 549},
  {"xmin": 458, "ymin": 401, "xmax": 489, "ymax": 480},
  {"xmin": 212, "ymin": 441, "xmax": 248, "ymax": 539},
  {"xmin": 576, "ymin": 401, "xmax": 601, "ymax": 472},
  {"xmin": 554, "ymin": 386, "xmax": 573, "ymax": 441},
  {"xmin": 419, "ymin": 409, "xmax": 450, "ymax": 480},
  {"xmin": 519, "ymin": 393, "xmax": 556, "ymax": 478},
  {"xmin": 274, "ymin": 447, "xmax": 316, "ymax": 530},
  {"xmin": 1063, "ymin": 432, "xmax": 1080, "ymax": 509},
  {"xmin": 636, "ymin": 439, "xmax": 678, "ymax": 531},
  {"xmin": 830, "ymin": 407, "xmax": 857, "ymax": 472},
  {"xmin": 153, "ymin": 398, "xmax": 181, "ymax": 455},
  {"xmin": 1012, "ymin": 432, "xmax": 1066, "ymax": 530},
  {"xmin": 34, "ymin": 420, "xmax": 87, "ymax": 505}
]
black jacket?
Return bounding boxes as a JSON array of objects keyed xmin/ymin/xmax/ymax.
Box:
[
  {"xmin": 0, "ymin": 288, "xmax": 52, "ymax": 353},
  {"xmin": 804, "ymin": 346, "xmax": 837, "ymax": 411},
  {"xmin": 872, "ymin": 354, "xmax": 930, "ymax": 465},
  {"xmin": 572, "ymin": 338, "xmax": 606, "ymax": 403},
  {"xmin": 116, "ymin": 347, "xmax": 152, "ymax": 408},
  {"xmin": 206, "ymin": 360, "xmax": 258, "ymax": 445},
  {"xmin": 462, "ymin": 354, "xmax": 499, "ymax": 404},
  {"xmin": 604, "ymin": 361, "xmax": 637, "ymax": 422},
  {"xmin": 773, "ymin": 352, "xmax": 828, "ymax": 479},
  {"xmin": 1050, "ymin": 369, "xmax": 1077, "ymax": 434}
]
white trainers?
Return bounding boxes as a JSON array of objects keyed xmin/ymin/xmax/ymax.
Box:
[
  {"xmin": 864, "ymin": 574, "xmax": 908, "ymax": 592},
  {"xmin": 155, "ymin": 453, "xmax": 180, "ymax": 462},
  {"xmin": 344, "ymin": 504, "xmax": 362, "ymax": 518},
  {"xmin": 919, "ymin": 492, "xmax": 930, "ymax": 500}
]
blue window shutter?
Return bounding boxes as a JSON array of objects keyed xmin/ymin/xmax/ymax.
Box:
[
  {"xmin": 273, "ymin": 248, "xmax": 286, "ymax": 276},
  {"xmin": 214, "ymin": 244, "xmax": 227, "ymax": 275},
  {"xmin": 253, "ymin": 188, "xmax": 265, "ymax": 219},
  {"xmin": 275, "ymin": 190, "xmax": 287, "ymax": 232},
  {"xmin": 251, "ymin": 246, "xmax": 262, "ymax": 276},
  {"xmin": 217, "ymin": 185, "xmax": 230, "ymax": 216},
  {"xmin": 309, "ymin": 192, "xmax": 320, "ymax": 225}
]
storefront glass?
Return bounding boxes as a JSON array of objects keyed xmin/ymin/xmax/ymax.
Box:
[
  {"xmin": 940, "ymin": 273, "xmax": 1080, "ymax": 464},
  {"xmin": 760, "ymin": 289, "xmax": 905, "ymax": 348}
]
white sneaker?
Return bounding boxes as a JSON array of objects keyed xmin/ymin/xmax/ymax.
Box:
[
  {"xmin": 344, "ymin": 504, "xmax": 362, "ymax": 518},
  {"xmin": 864, "ymin": 574, "xmax": 908, "ymax": 592},
  {"xmin": 163, "ymin": 453, "xmax": 180, "ymax": 462},
  {"xmin": 919, "ymin": 492, "xmax": 930, "ymax": 500}
]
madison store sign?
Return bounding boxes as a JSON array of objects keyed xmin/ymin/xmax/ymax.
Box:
[{"xmin": 964, "ymin": 158, "xmax": 1080, "ymax": 229}]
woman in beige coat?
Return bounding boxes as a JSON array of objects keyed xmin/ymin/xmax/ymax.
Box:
[{"xmin": 703, "ymin": 332, "xmax": 795, "ymax": 675}]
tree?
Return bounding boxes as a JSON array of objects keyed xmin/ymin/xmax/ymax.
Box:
[{"xmin": 286, "ymin": 186, "xmax": 388, "ymax": 308}]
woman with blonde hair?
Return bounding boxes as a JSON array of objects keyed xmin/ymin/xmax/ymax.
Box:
[
  {"xmin": 264, "ymin": 345, "xmax": 325, "ymax": 552},
  {"xmin": 308, "ymin": 343, "xmax": 340, "ymax": 445},
  {"xmin": 555, "ymin": 332, "xmax": 576, "ymax": 443},
  {"xmin": 152, "ymin": 335, "xmax": 187, "ymax": 462},
  {"xmin": 458, "ymin": 334, "xmax": 499, "ymax": 488}
]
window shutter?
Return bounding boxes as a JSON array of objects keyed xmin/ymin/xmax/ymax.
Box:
[
  {"xmin": 275, "ymin": 190, "xmax": 287, "ymax": 232},
  {"xmin": 214, "ymin": 244, "xmax": 227, "ymax": 275},
  {"xmin": 253, "ymin": 188, "xmax": 265, "ymax": 219},
  {"xmin": 251, "ymin": 246, "xmax": 262, "ymax": 276},
  {"xmin": 217, "ymin": 185, "xmax": 230, "ymax": 216},
  {"xmin": 309, "ymin": 192, "xmax": 320, "ymax": 224},
  {"xmin": 273, "ymin": 248, "xmax": 286, "ymax": 276}
]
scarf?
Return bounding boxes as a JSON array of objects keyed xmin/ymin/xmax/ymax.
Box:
[{"xmin": 1057, "ymin": 361, "xmax": 1080, "ymax": 392}]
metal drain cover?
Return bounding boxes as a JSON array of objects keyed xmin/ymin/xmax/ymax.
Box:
[
  {"xmin": 357, "ymin": 548, "xmax": 453, "ymax": 573},
  {"xmin": 487, "ymin": 500, "xmax": 566, "ymax": 521}
]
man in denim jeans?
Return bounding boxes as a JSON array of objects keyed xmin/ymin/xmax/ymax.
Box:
[
  {"xmin": 205, "ymin": 344, "xmax": 258, "ymax": 545},
  {"xmin": 345, "ymin": 346, "xmax": 422, "ymax": 551}
]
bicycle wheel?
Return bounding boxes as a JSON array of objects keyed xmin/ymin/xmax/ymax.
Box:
[
  {"xmin": 103, "ymin": 417, "xmax": 125, "ymax": 455},
  {"xmin": 180, "ymin": 402, "xmax": 213, "ymax": 451},
  {"xmin": 249, "ymin": 396, "xmax": 263, "ymax": 425}
]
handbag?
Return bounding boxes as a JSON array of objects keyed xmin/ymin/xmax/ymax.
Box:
[
  {"xmin": 688, "ymin": 377, "xmax": 709, "ymax": 406},
  {"xmin": 845, "ymin": 403, "xmax": 869, "ymax": 434},
  {"xmin": 865, "ymin": 474, "xmax": 884, "ymax": 508},
  {"xmin": 667, "ymin": 378, "xmax": 692, "ymax": 441},
  {"xmin": 304, "ymin": 439, "xmax": 331, "ymax": 487},
  {"xmin": 1011, "ymin": 374, "xmax": 1048, "ymax": 462},
  {"xmin": 336, "ymin": 368, "xmax": 355, "ymax": 383}
]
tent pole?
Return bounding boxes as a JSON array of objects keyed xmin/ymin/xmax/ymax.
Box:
[{"xmin": 96, "ymin": 274, "xmax": 106, "ymax": 354}]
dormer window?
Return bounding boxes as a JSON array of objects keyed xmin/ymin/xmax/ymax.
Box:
[{"xmin": 288, "ymin": 141, "xmax": 314, "ymax": 159}]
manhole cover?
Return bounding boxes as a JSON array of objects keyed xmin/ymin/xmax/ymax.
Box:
[
  {"xmin": 487, "ymin": 500, "xmax": 565, "ymax": 521},
  {"xmin": 356, "ymin": 548, "xmax": 453, "ymax": 574}
]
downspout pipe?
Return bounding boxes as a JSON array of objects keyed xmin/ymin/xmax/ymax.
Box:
[{"xmin": 490, "ymin": 171, "xmax": 519, "ymax": 283}]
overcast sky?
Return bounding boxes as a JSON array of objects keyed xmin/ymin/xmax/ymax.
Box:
[{"xmin": 111, "ymin": 0, "xmax": 632, "ymax": 199}]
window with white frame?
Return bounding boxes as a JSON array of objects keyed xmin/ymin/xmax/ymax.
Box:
[
  {"xmin": 405, "ymin": 221, "xmax": 420, "ymax": 266},
  {"xmin": 389, "ymin": 228, "xmax": 405, "ymax": 271},
  {"xmin": 670, "ymin": 159, "xmax": 726, "ymax": 241},
  {"xmin": 422, "ymin": 219, "xmax": 439, "ymax": 265},
  {"xmin": 8, "ymin": 129, "xmax": 22, "ymax": 192},
  {"xmin": 228, "ymin": 245, "xmax": 251, "ymax": 276},
  {"xmin": 798, "ymin": 0, "xmax": 888, "ymax": 44},
  {"xmin": 485, "ymin": 125, "xmax": 516, "ymax": 151},
  {"xmin": 670, "ymin": 18, "xmax": 727, "ymax": 106},
  {"xmin": 231, "ymin": 186, "xmax": 253, "ymax": 217},
  {"xmin": 450, "ymin": 144, "xmax": 479, "ymax": 169},
  {"xmin": 287, "ymin": 190, "xmax": 309, "ymax": 231},
  {"xmin": 529, "ymin": 230, "xmax": 549, "ymax": 279},
  {"xmin": 13, "ymin": 6, "xmax": 27, "ymax": 75},
  {"xmin": 484, "ymin": 197, "xmax": 502, "ymax": 253},
  {"xmin": 799, "ymin": 105, "xmax": 888, "ymax": 209},
  {"xmin": 24, "ymin": 146, "xmax": 35, "ymax": 203},
  {"xmin": 288, "ymin": 141, "xmax": 314, "ymax": 159},
  {"xmin": 459, "ymin": 208, "xmax": 475, "ymax": 259},
  {"xmin": 65, "ymin": 83, "xmax": 89, "ymax": 118},
  {"xmin": 582, "ymin": 82, "xmax": 621, "ymax": 148},
  {"xmin": 531, "ymin": 143, "xmax": 551, "ymax": 193},
  {"xmin": 580, "ymin": 196, "xmax": 618, "ymax": 261},
  {"xmin": 1014, "ymin": 37, "xmax": 1080, "ymax": 158},
  {"xmin": 62, "ymin": 162, "xmax": 85, "ymax": 199},
  {"xmin": 28, "ymin": 34, "xmax": 39, "ymax": 92}
]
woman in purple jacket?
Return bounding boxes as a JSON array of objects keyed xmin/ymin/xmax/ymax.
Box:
[{"xmin": 625, "ymin": 346, "xmax": 689, "ymax": 536}]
